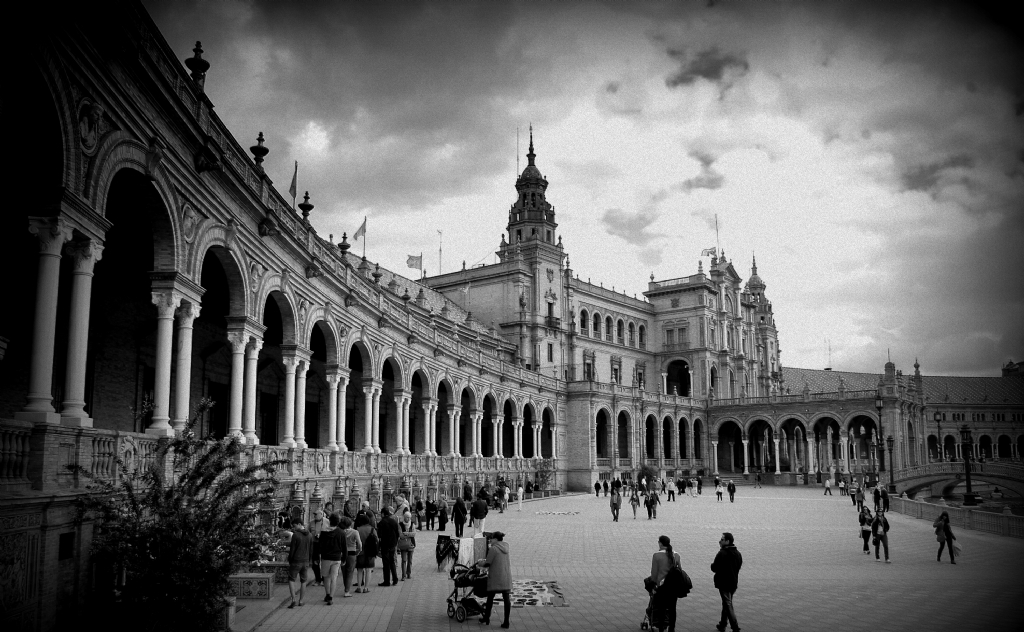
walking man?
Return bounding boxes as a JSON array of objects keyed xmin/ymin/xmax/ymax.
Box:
[
  {"xmin": 711, "ymin": 532, "xmax": 743, "ymax": 632},
  {"xmin": 319, "ymin": 513, "xmax": 347, "ymax": 605},
  {"xmin": 873, "ymin": 485, "xmax": 881, "ymax": 512},
  {"xmin": 377, "ymin": 506, "xmax": 400, "ymax": 587},
  {"xmin": 824, "ymin": 477, "xmax": 833, "ymax": 495},
  {"xmin": 667, "ymin": 478, "xmax": 676, "ymax": 501},
  {"xmin": 603, "ymin": 479, "xmax": 609, "ymax": 497},
  {"xmin": 472, "ymin": 492, "xmax": 489, "ymax": 536},
  {"xmin": 755, "ymin": 472, "xmax": 762, "ymax": 489},
  {"xmin": 696, "ymin": 477, "xmax": 703, "ymax": 495},
  {"xmin": 881, "ymin": 487, "xmax": 890, "ymax": 512},
  {"xmin": 595, "ymin": 480, "xmax": 601, "ymax": 497},
  {"xmin": 727, "ymin": 480, "xmax": 737, "ymax": 503},
  {"xmin": 610, "ymin": 488, "xmax": 621, "ymax": 522},
  {"xmin": 856, "ymin": 486, "xmax": 865, "ymax": 512},
  {"xmin": 517, "ymin": 484, "xmax": 524, "ymax": 512},
  {"xmin": 287, "ymin": 516, "xmax": 312, "ymax": 609}
]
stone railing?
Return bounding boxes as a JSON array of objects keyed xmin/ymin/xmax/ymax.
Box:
[
  {"xmin": 889, "ymin": 496, "xmax": 1024, "ymax": 538},
  {"xmin": 0, "ymin": 419, "xmax": 32, "ymax": 491}
]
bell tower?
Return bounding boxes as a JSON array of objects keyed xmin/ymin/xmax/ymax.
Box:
[{"xmin": 502, "ymin": 126, "xmax": 558, "ymax": 249}]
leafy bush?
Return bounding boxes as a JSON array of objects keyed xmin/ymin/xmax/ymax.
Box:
[{"xmin": 74, "ymin": 398, "xmax": 286, "ymax": 631}]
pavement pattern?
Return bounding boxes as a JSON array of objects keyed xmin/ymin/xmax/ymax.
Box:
[{"xmin": 242, "ymin": 487, "xmax": 1024, "ymax": 632}]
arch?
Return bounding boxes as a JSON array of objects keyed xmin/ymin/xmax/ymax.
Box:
[
  {"xmin": 662, "ymin": 415, "xmax": 673, "ymax": 459},
  {"xmin": 592, "ymin": 312, "xmax": 602, "ymax": 337},
  {"xmin": 502, "ymin": 398, "xmax": 516, "ymax": 457},
  {"xmin": 605, "ymin": 316, "xmax": 613, "ymax": 341},
  {"xmin": 979, "ymin": 434, "xmax": 993, "ymax": 459},
  {"xmin": 628, "ymin": 321, "xmax": 636, "ymax": 347},
  {"xmin": 741, "ymin": 416, "xmax": 776, "ymax": 435},
  {"xmin": 460, "ymin": 384, "xmax": 479, "ymax": 410},
  {"xmin": 645, "ymin": 414, "xmax": 657, "ymax": 459},
  {"xmin": 665, "ymin": 359, "xmax": 690, "ymax": 396},
  {"xmin": 92, "ymin": 134, "xmax": 182, "ymax": 273},
  {"xmin": 310, "ymin": 320, "xmax": 340, "ymax": 366},
  {"xmin": 747, "ymin": 418, "xmax": 775, "ymax": 473},
  {"xmin": 638, "ymin": 324, "xmax": 647, "ymax": 349},
  {"xmin": 779, "ymin": 417, "xmax": 808, "ymax": 472},
  {"xmin": 263, "ymin": 290, "xmax": 298, "ymax": 346},
  {"xmin": 678, "ymin": 416, "xmax": 689, "ymax": 459},
  {"xmin": 522, "ymin": 401, "xmax": 537, "ymax": 458},
  {"xmin": 716, "ymin": 419, "xmax": 743, "ymax": 473},
  {"xmin": 380, "ymin": 354, "xmax": 405, "ymax": 387},
  {"xmin": 580, "ymin": 308, "xmax": 590, "ymax": 336},
  {"xmin": 541, "ymin": 406, "xmax": 554, "ymax": 458},
  {"xmin": 927, "ymin": 435, "xmax": 941, "ymax": 462},
  {"xmin": 195, "ymin": 242, "xmax": 247, "ymax": 318},
  {"xmin": 29, "ymin": 47, "xmax": 78, "ymax": 194},
  {"xmin": 693, "ymin": 418, "xmax": 704, "ymax": 459},
  {"xmin": 846, "ymin": 414, "xmax": 877, "ymax": 473},
  {"xmin": 616, "ymin": 410, "xmax": 631, "ymax": 458},
  {"xmin": 616, "ymin": 318, "xmax": 624, "ymax": 343},
  {"xmin": 709, "ymin": 364, "xmax": 719, "ymax": 397},
  {"xmin": 906, "ymin": 419, "xmax": 918, "ymax": 466},
  {"xmin": 596, "ymin": 407, "xmax": 610, "ymax": 458},
  {"xmin": 943, "ymin": 434, "xmax": 958, "ymax": 461},
  {"xmin": 997, "ymin": 434, "xmax": 1012, "ymax": 459},
  {"xmin": 481, "ymin": 393, "xmax": 497, "ymax": 457}
]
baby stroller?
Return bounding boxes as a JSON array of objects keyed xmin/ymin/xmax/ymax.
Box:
[
  {"xmin": 446, "ymin": 563, "xmax": 489, "ymax": 623},
  {"xmin": 641, "ymin": 578, "xmax": 669, "ymax": 631}
]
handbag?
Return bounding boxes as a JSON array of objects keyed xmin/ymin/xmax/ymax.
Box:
[{"xmin": 952, "ymin": 540, "xmax": 962, "ymax": 557}]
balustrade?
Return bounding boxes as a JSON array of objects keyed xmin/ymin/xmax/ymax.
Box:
[{"xmin": 0, "ymin": 420, "xmax": 31, "ymax": 487}]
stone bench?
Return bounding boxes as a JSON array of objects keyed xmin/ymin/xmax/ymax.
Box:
[{"xmin": 227, "ymin": 572, "xmax": 276, "ymax": 599}]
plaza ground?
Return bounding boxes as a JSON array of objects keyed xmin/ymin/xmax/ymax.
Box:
[{"xmin": 239, "ymin": 487, "xmax": 1024, "ymax": 632}]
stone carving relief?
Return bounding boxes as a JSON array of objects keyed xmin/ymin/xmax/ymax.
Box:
[
  {"xmin": 182, "ymin": 203, "xmax": 203, "ymax": 244},
  {"xmin": 0, "ymin": 532, "xmax": 29, "ymax": 611},
  {"xmin": 78, "ymin": 98, "xmax": 111, "ymax": 155},
  {"xmin": 249, "ymin": 260, "xmax": 266, "ymax": 293}
]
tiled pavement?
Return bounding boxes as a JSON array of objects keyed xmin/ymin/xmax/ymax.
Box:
[{"xmin": 241, "ymin": 488, "xmax": 1024, "ymax": 632}]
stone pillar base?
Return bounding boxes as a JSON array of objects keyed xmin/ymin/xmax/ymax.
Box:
[
  {"xmin": 15, "ymin": 411, "xmax": 61, "ymax": 425},
  {"xmin": 61, "ymin": 415, "xmax": 94, "ymax": 428},
  {"xmin": 145, "ymin": 426, "xmax": 175, "ymax": 437}
]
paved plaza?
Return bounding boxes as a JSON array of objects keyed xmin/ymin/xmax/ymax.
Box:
[{"xmin": 241, "ymin": 488, "xmax": 1024, "ymax": 632}]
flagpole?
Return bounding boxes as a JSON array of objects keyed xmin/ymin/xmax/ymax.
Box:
[
  {"xmin": 438, "ymin": 230, "xmax": 443, "ymax": 276},
  {"xmin": 420, "ymin": 252, "xmax": 424, "ymax": 279},
  {"xmin": 362, "ymin": 216, "xmax": 366, "ymax": 259},
  {"xmin": 715, "ymin": 213, "xmax": 720, "ymax": 256}
]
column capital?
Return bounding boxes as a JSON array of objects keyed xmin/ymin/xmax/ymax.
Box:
[
  {"xmin": 421, "ymin": 397, "xmax": 436, "ymax": 408},
  {"xmin": 246, "ymin": 338, "xmax": 264, "ymax": 357},
  {"xmin": 226, "ymin": 330, "xmax": 249, "ymax": 354},
  {"xmin": 28, "ymin": 216, "xmax": 73, "ymax": 256},
  {"xmin": 326, "ymin": 372, "xmax": 341, "ymax": 387},
  {"xmin": 176, "ymin": 301, "xmax": 202, "ymax": 325},
  {"xmin": 281, "ymin": 356, "xmax": 301, "ymax": 371},
  {"xmin": 151, "ymin": 291, "xmax": 182, "ymax": 318},
  {"xmin": 65, "ymin": 239, "xmax": 103, "ymax": 274}
]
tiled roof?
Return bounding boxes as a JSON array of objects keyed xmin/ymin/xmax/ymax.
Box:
[{"xmin": 782, "ymin": 367, "xmax": 1024, "ymax": 405}]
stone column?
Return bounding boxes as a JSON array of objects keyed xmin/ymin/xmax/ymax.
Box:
[
  {"xmin": 712, "ymin": 440, "xmax": 719, "ymax": 474},
  {"xmin": 401, "ymin": 397, "xmax": 411, "ymax": 455},
  {"xmin": 495, "ymin": 419, "xmax": 503, "ymax": 457},
  {"xmin": 453, "ymin": 409, "xmax": 462, "ymax": 456},
  {"xmin": 18, "ymin": 217, "xmax": 73, "ymax": 424},
  {"xmin": 806, "ymin": 438, "xmax": 815, "ymax": 473},
  {"xmin": 371, "ymin": 387, "xmax": 382, "ymax": 453},
  {"xmin": 171, "ymin": 303, "xmax": 200, "ymax": 432},
  {"xmin": 294, "ymin": 359, "xmax": 309, "ymax": 449},
  {"xmin": 281, "ymin": 357, "xmax": 298, "ymax": 447},
  {"xmin": 661, "ymin": 372, "xmax": 668, "ymax": 394},
  {"xmin": 393, "ymin": 394, "xmax": 406, "ymax": 454},
  {"xmin": 326, "ymin": 371, "xmax": 340, "ymax": 451},
  {"xmin": 421, "ymin": 400, "xmax": 433, "ymax": 455},
  {"xmin": 774, "ymin": 438, "xmax": 781, "ymax": 474},
  {"xmin": 225, "ymin": 331, "xmax": 248, "ymax": 440},
  {"xmin": 60, "ymin": 240, "xmax": 103, "ymax": 427},
  {"xmin": 535, "ymin": 424, "xmax": 542, "ymax": 458},
  {"xmin": 337, "ymin": 372, "xmax": 349, "ymax": 451},
  {"xmin": 148, "ymin": 291, "xmax": 181, "ymax": 436},
  {"xmin": 243, "ymin": 339, "xmax": 263, "ymax": 444},
  {"xmin": 448, "ymin": 406, "xmax": 459, "ymax": 457},
  {"xmin": 515, "ymin": 420, "xmax": 523, "ymax": 458},
  {"xmin": 742, "ymin": 438, "xmax": 750, "ymax": 475},
  {"xmin": 363, "ymin": 385, "xmax": 374, "ymax": 453},
  {"xmin": 841, "ymin": 435, "xmax": 851, "ymax": 473}
]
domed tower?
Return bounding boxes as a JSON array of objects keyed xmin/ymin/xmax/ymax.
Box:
[
  {"xmin": 504, "ymin": 126, "xmax": 558, "ymax": 248},
  {"xmin": 746, "ymin": 256, "xmax": 782, "ymax": 393}
]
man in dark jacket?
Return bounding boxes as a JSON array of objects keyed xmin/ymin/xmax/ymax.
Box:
[
  {"xmin": 727, "ymin": 480, "xmax": 737, "ymax": 503},
  {"xmin": 319, "ymin": 513, "xmax": 347, "ymax": 605},
  {"xmin": 472, "ymin": 492, "xmax": 490, "ymax": 536},
  {"xmin": 452, "ymin": 497, "xmax": 468, "ymax": 537},
  {"xmin": 711, "ymin": 532, "xmax": 743, "ymax": 632},
  {"xmin": 377, "ymin": 506, "xmax": 401, "ymax": 587}
]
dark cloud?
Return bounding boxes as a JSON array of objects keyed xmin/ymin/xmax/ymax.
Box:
[
  {"xmin": 601, "ymin": 208, "xmax": 658, "ymax": 246},
  {"xmin": 681, "ymin": 168, "xmax": 724, "ymax": 192},
  {"xmin": 901, "ymin": 154, "xmax": 975, "ymax": 192},
  {"xmin": 665, "ymin": 47, "xmax": 749, "ymax": 88}
]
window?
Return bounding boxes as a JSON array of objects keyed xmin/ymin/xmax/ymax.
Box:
[
  {"xmin": 605, "ymin": 317, "xmax": 612, "ymax": 341},
  {"xmin": 638, "ymin": 370, "xmax": 645, "ymax": 390},
  {"xmin": 666, "ymin": 329, "xmax": 675, "ymax": 345},
  {"xmin": 584, "ymin": 361, "xmax": 594, "ymax": 380},
  {"xmin": 628, "ymin": 322, "xmax": 636, "ymax": 346},
  {"xmin": 639, "ymin": 326, "xmax": 646, "ymax": 350},
  {"xmin": 547, "ymin": 343, "xmax": 554, "ymax": 362},
  {"xmin": 593, "ymin": 314, "xmax": 601, "ymax": 336},
  {"xmin": 612, "ymin": 367, "xmax": 620, "ymax": 384},
  {"xmin": 616, "ymin": 320, "xmax": 624, "ymax": 344},
  {"xmin": 547, "ymin": 230, "xmax": 552, "ymax": 243},
  {"xmin": 516, "ymin": 229, "xmax": 522, "ymax": 242},
  {"xmin": 580, "ymin": 310, "xmax": 589, "ymax": 334}
]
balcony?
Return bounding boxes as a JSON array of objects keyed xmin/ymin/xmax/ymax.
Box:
[
  {"xmin": 545, "ymin": 316, "xmax": 561, "ymax": 329},
  {"xmin": 663, "ymin": 342, "xmax": 690, "ymax": 352}
]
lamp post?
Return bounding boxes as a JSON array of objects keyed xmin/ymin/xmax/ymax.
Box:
[
  {"xmin": 886, "ymin": 435, "xmax": 896, "ymax": 493},
  {"xmin": 933, "ymin": 412, "xmax": 943, "ymax": 462},
  {"xmin": 870, "ymin": 439, "xmax": 877, "ymax": 485},
  {"xmin": 959, "ymin": 425, "xmax": 980, "ymax": 506},
  {"xmin": 875, "ymin": 395, "xmax": 885, "ymax": 482}
]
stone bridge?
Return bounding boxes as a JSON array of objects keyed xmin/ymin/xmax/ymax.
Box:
[{"xmin": 894, "ymin": 461, "xmax": 1024, "ymax": 499}]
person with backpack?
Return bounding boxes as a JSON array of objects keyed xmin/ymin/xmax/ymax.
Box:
[
  {"xmin": 414, "ymin": 496, "xmax": 425, "ymax": 530},
  {"xmin": 452, "ymin": 496, "xmax": 468, "ymax": 538},
  {"xmin": 426, "ymin": 498, "xmax": 438, "ymax": 530},
  {"xmin": 354, "ymin": 513, "xmax": 378, "ymax": 593},
  {"xmin": 647, "ymin": 535, "xmax": 684, "ymax": 632}
]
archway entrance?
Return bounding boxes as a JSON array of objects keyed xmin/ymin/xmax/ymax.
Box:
[
  {"xmin": 748, "ymin": 419, "xmax": 775, "ymax": 473},
  {"xmin": 596, "ymin": 409, "xmax": 609, "ymax": 458},
  {"xmin": 847, "ymin": 415, "xmax": 877, "ymax": 473},
  {"xmin": 666, "ymin": 360, "xmax": 690, "ymax": 396},
  {"xmin": 717, "ymin": 421, "xmax": 743, "ymax": 474},
  {"xmin": 778, "ymin": 418, "xmax": 806, "ymax": 472}
]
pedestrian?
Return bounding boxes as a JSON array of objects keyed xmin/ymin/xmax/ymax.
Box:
[
  {"xmin": 438, "ymin": 498, "xmax": 449, "ymax": 532},
  {"xmin": 398, "ymin": 509, "xmax": 416, "ymax": 580},
  {"xmin": 377, "ymin": 506, "xmax": 400, "ymax": 587},
  {"xmin": 464, "ymin": 481, "xmax": 474, "ymax": 503},
  {"xmin": 603, "ymin": 479, "xmax": 610, "ymax": 497},
  {"xmin": 647, "ymin": 535, "xmax": 682, "ymax": 632},
  {"xmin": 858, "ymin": 507, "xmax": 873, "ymax": 555},
  {"xmin": 651, "ymin": 490, "xmax": 661, "ymax": 518},
  {"xmin": 319, "ymin": 513, "xmax": 347, "ymax": 605},
  {"xmin": 667, "ymin": 478, "xmax": 676, "ymax": 501},
  {"xmin": 610, "ymin": 488, "xmax": 621, "ymax": 521},
  {"xmin": 357, "ymin": 500, "xmax": 378, "ymax": 530},
  {"xmin": 881, "ymin": 487, "xmax": 890, "ymax": 512},
  {"xmin": 629, "ymin": 490, "xmax": 641, "ymax": 519},
  {"xmin": 340, "ymin": 516, "xmax": 359, "ymax": 597},
  {"xmin": 517, "ymin": 484, "xmax": 524, "ymax": 512},
  {"xmin": 472, "ymin": 491, "xmax": 489, "ymax": 536},
  {"xmin": 755, "ymin": 472, "xmax": 762, "ymax": 489},
  {"xmin": 308, "ymin": 508, "xmax": 326, "ymax": 586},
  {"xmin": 595, "ymin": 480, "xmax": 601, "ymax": 497},
  {"xmin": 872, "ymin": 485, "xmax": 881, "ymax": 512},
  {"xmin": 287, "ymin": 516, "xmax": 312, "ymax": 609},
  {"xmin": 856, "ymin": 486, "xmax": 865, "ymax": 512},
  {"xmin": 696, "ymin": 477, "xmax": 703, "ymax": 495},
  {"xmin": 479, "ymin": 531, "xmax": 513, "ymax": 628},
  {"xmin": 661, "ymin": 478, "xmax": 666, "ymax": 493},
  {"xmin": 452, "ymin": 496, "xmax": 468, "ymax": 538},
  {"xmin": 354, "ymin": 513, "xmax": 377, "ymax": 593},
  {"xmin": 612, "ymin": 477, "xmax": 622, "ymax": 494},
  {"xmin": 716, "ymin": 482, "xmax": 724, "ymax": 502},
  {"xmin": 426, "ymin": 498, "xmax": 438, "ymax": 530},
  {"xmin": 850, "ymin": 482, "xmax": 858, "ymax": 506},
  {"xmin": 415, "ymin": 496, "xmax": 425, "ymax": 530},
  {"xmin": 872, "ymin": 509, "xmax": 891, "ymax": 563},
  {"xmin": 838, "ymin": 479, "xmax": 846, "ymax": 496},
  {"xmin": 933, "ymin": 510, "xmax": 957, "ymax": 564},
  {"xmin": 823, "ymin": 477, "xmax": 833, "ymax": 495},
  {"xmin": 727, "ymin": 480, "xmax": 736, "ymax": 503},
  {"xmin": 714, "ymin": 475, "xmax": 721, "ymax": 488},
  {"xmin": 711, "ymin": 532, "xmax": 743, "ymax": 632},
  {"xmin": 498, "ymin": 483, "xmax": 507, "ymax": 513},
  {"xmin": 688, "ymin": 478, "xmax": 696, "ymax": 498}
]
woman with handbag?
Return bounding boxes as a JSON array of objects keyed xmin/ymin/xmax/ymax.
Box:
[
  {"xmin": 452, "ymin": 496, "xmax": 468, "ymax": 538},
  {"xmin": 648, "ymin": 535, "xmax": 682, "ymax": 632},
  {"xmin": 933, "ymin": 511, "xmax": 957, "ymax": 564},
  {"xmin": 398, "ymin": 509, "xmax": 416, "ymax": 580},
  {"xmin": 858, "ymin": 507, "xmax": 873, "ymax": 554},
  {"xmin": 479, "ymin": 531, "xmax": 513, "ymax": 628},
  {"xmin": 629, "ymin": 490, "xmax": 641, "ymax": 519},
  {"xmin": 871, "ymin": 509, "xmax": 890, "ymax": 563},
  {"xmin": 415, "ymin": 496, "xmax": 426, "ymax": 530}
]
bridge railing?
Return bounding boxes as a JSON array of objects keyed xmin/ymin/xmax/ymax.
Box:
[
  {"xmin": 889, "ymin": 496, "xmax": 1024, "ymax": 539},
  {"xmin": 896, "ymin": 461, "xmax": 1024, "ymax": 482}
]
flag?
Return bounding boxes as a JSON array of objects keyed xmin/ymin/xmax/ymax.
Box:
[
  {"xmin": 700, "ymin": 247, "xmax": 717, "ymax": 257},
  {"xmin": 288, "ymin": 160, "xmax": 298, "ymax": 199},
  {"xmin": 459, "ymin": 281, "xmax": 471, "ymax": 294},
  {"xmin": 353, "ymin": 217, "xmax": 366, "ymax": 241},
  {"xmin": 406, "ymin": 254, "xmax": 422, "ymax": 269}
]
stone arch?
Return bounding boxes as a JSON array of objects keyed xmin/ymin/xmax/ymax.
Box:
[
  {"xmin": 638, "ymin": 324, "xmax": 647, "ymax": 349},
  {"xmin": 997, "ymin": 434, "xmax": 1012, "ymax": 459},
  {"xmin": 580, "ymin": 308, "xmax": 590, "ymax": 335},
  {"xmin": 541, "ymin": 406, "xmax": 555, "ymax": 458},
  {"xmin": 309, "ymin": 319, "xmax": 341, "ymax": 366},
  {"xmin": 616, "ymin": 409, "xmax": 631, "ymax": 458},
  {"xmin": 979, "ymin": 434, "xmax": 994, "ymax": 459},
  {"xmin": 712, "ymin": 416, "xmax": 744, "ymax": 436},
  {"xmin": 32, "ymin": 47, "xmax": 79, "ymax": 193},
  {"xmin": 662, "ymin": 415, "xmax": 674, "ymax": 459},
  {"xmin": 716, "ymin": 419, "xmax": 744, "ymax": 474},
  {"xmin": 91, "ymin": 135, "xmax": 182, "ymax": 272},
  {"xmin": 591, "ymin": 311, "xmax": 602, "ymax": 337},
  {"xmin": 193, "ymin": 236, "xmax": 248, "ymax": 317},
  {"xmin": 645, "ymin": 414, "xmax": 658, "ymax": 459},
  {"xmin": 628, "ymin": 321, "xmax": 636, "ymax": 346},
  {"xmin": 842, "ymin": 410, "xmax": 880, "ymax": 429},
  {"xmin": 678, "ymin": 416, "xmax": 689, "ymax": 459},
  {"xmin": 692, "ymin": 418, "xmax": 704, "ymax": 459},
  {"xmin": 779, "ymin": 417, "xmax": 809, "ymax": 472},
  {"xmin": 741, "ymin": 416, "xmax": 776, "ymax": 435},
  {"xmin": 262, "ymin": 290, "xmax": 298, "ymax": 346},
  {"xmin": 346, "ymin": 338, "xmax": 375, "ymax": 378},
  {"xmin": 595, "ymin": 407, "xmax": 612, "ymax": 459},
  {"xmin": 381, "ymin": 354, "xmax": 404, "ymax": 385}
]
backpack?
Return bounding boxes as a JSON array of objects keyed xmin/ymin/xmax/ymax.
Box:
[{"xmin": 363, "ymin": 528, "xmax": 379, "ymax": 558}]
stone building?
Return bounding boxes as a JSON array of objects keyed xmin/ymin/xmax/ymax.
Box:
[{"xmin": 1, "ymin": 3, "xmax": 1022, "ymax": 630}]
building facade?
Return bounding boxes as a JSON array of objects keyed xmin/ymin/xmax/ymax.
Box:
[{"xmin": 1, "ymin": 4, "xmax": 1023, "ymax": 629}]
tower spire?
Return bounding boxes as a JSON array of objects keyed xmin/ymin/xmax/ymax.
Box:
[{"xmin": 527, "ymin": 124, "xmax": 536, "ymax": 166}]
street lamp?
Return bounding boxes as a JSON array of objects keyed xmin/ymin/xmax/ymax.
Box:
[
  {"xmin": 959, "ymin": 425, "xmax": 980, "ymax": 506},
  {"xmin": 875, "ymin": 395, "xmax": 885, "ymax": 479},
  {"xmin": 870, "ymin": 439, "xmax": 877, "ymax": 485},
  {"xmin": 933, "ymin": 412, "xmax": 943, "ymax": 462},
  {"xmin": 886, "ymin": 435, "xmax": 896, "ymax": 493}
]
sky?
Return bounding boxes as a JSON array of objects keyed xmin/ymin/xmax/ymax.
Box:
[{"xmin": 143, "ymin": 0, "xmax": 1024, "ymax": 377}]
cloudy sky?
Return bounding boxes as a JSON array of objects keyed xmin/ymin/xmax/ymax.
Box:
[{"xmin": 144, "ymin": 0, "xmax": 1023, "ymax": 377}]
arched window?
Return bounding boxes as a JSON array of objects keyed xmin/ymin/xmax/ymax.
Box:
[
  {"xmin": 616, "ymin": 319, "xmax": 624, "ymax": 344},
  {"xmin": 605, "ymin": 316, "xmax": 613, "ymax": 342},
  {"xmin": 593, "ymin": 313, "xmax": 601, "ymax": 337},
  {"xmin": 628, "ymin": 322, "xmax": 636, "ymax": 347},
  {"xmin": 580, "ymin": 309, "xmax": 589, "ymax": 335},
  {"xmin": 638, "ymin": 325, "xmax": 646, "ymax": 350}
]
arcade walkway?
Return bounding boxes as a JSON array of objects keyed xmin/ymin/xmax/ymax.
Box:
[{"xmin": 237, "ymin": 487, "xmax": 1024, "ymax": 632}]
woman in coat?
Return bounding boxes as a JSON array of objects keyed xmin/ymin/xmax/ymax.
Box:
[
  {"xmin": 629, "ymin": 491, "xmax": 641, "ymax": 519},
  {"xmin": 354, "ymin": 513, "xmax": 376, "ymax": 592},
  {"xmin": 452, "ymin": 496, "xmax": 468, "ymax": 538},
  {"xmin": 934, "ymin": 510, "xmax": 957, "ymax": 564},
  {"xmin": 858, "ymin": 507, "xmax": 873, "ymax": 554},
  {"xmin": 648, "ymin": 535, "xmax": 682, "ymax": 632},
  {"xmin": 438, "ymin": 498, "xmax": 449, "ymax": 532},
  {"xmin": 398, "ymin": 509, "xmax": 416, "ymax": 580},
  {"xmin": 871, "ymin": 510, "xmax": 890, "ymax": 563},
  {"xmin": 479, "ymin": 531, "xmax": 513, "ymax": 628}
]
